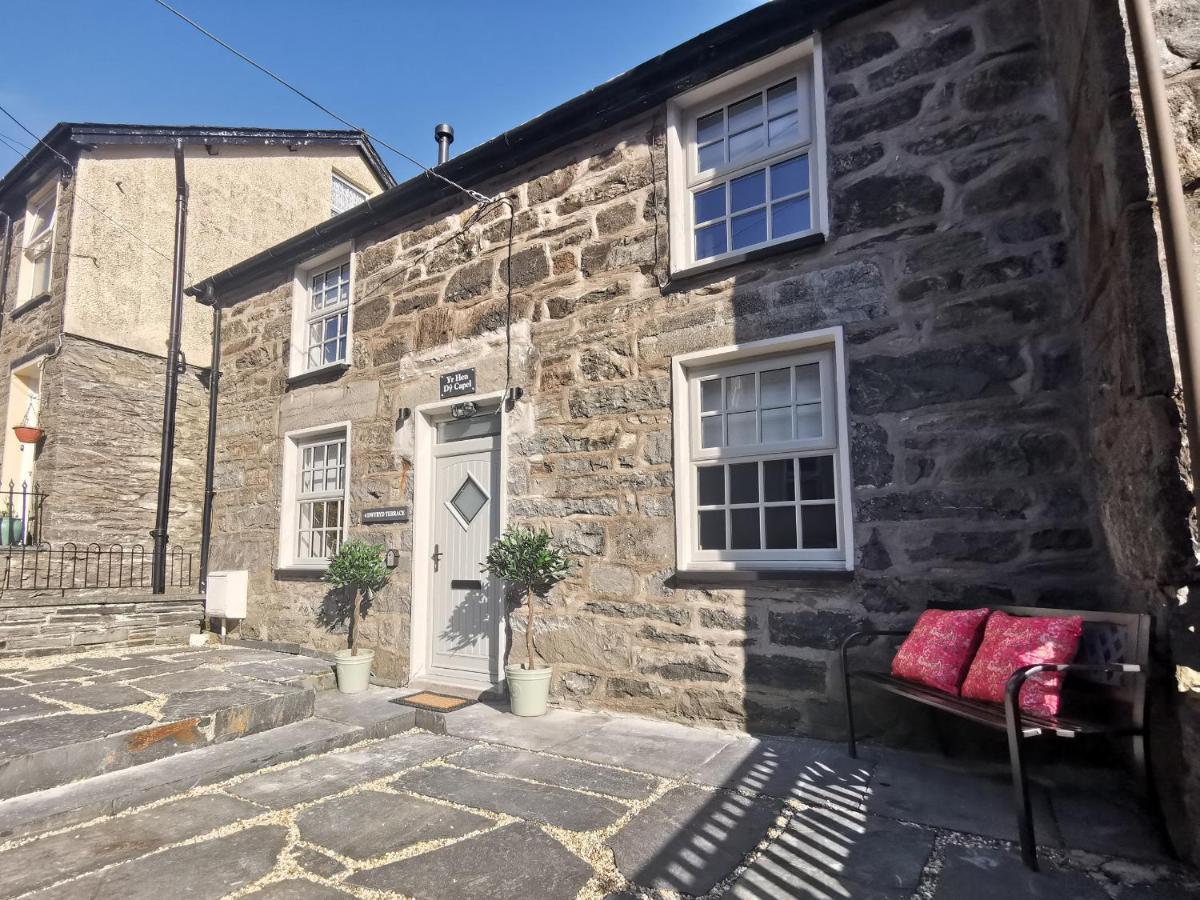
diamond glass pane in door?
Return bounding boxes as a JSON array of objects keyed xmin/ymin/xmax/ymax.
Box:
[{"xmin": 451, "ymin": 475, "xmax": 488, "ymax": 524}]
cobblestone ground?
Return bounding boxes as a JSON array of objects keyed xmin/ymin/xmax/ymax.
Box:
[{"xmin": 0, "ymin": 703, "xmax": 1195, "ymax": 899}]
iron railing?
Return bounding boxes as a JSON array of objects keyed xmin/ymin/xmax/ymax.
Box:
[
  {"xmin": 0, "ymin": 543, "xmax": 196, "ymax": 593},
  {"xmin": 0, "ymin": 480, "xmax": 46, "ymax": 546}
]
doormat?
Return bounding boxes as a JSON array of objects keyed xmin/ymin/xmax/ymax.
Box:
[{"xmin": 391, "ymin": 691, "xmax": 477, "ymax": 713}]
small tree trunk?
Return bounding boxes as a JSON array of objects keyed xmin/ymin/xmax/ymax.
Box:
[
  {"xmin": 525, "ymin": 586, "xmax": 535, "ymax": 670},
  {"xmin": 350, "ymin": 586, "xmax": 362, "ymax": 656}
]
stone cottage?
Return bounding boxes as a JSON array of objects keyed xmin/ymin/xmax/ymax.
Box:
[
  {"xmin": 0, "ymin": 124, "xmax": 393, "ymax": 551},
  {"xmin": 191, "ymin": 0, "xmax": 1200, "ymax": 859}
]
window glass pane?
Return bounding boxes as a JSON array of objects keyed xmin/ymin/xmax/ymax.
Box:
[
  {"xmin": 698, "ymin": 141, "xmax": 725, "ymax": 171},
  {"xmin": 795, "ymin": 404, "xmax": 822, "ymax": 438},
  {"xmin": 765, "ymin": 506, "xmax": 798, "ymax": 549},
  {"xmin": 437, "ymin": 412, "xmax": 502, "ymax": 442},
  {"xmin": 760, "ymin": 368, "xmax": 790, "ymax": 406},
  {"xmin": 763, "ymin": 459, "xmax": 796, "ymax": 501},
  {"xmin": 795, "ymin": 363, "xmax": 821, "ymax": 401},
  {"xmin": 700, "ymin": 378, "xmax": 722, "ymax": 413},
  {"xmin": 699, "ymin": 510, "xmax": 727, "ymax": 550},
  {"xmin": 727, "ymin": 411, "xmax": 757, "ymax": 446},
  {"xmin": 768, "ymin": 112, "xmax": 800, "ymax": 147},
  {"xmin": 701, "ymin": 415, "xmax": 723, "ymax": 449},
  {"xmin": 311, "ymin": 272, "xmax": 325, "ymax": 293},
  {"xmin": 731, "ymin": 209, "xmax": 767, "ymax": 250},
  {"xmin": 697, "ymin": 465, "xmax": 725, "ymax": 506},
  {"xmin": 801, "ymin": 504, "xmax": 838, "ymax": 549},
  {"xmin": 730, "ymin": 508, "xmax": 761, "ymax": 549},
  {"xmin": 451, "ymin": 477, "xmax": 488, "ymax": 523},
  {"xmin": 694, "ymin": 185, "xmax": 726, "ymax": 223},
  {"xmin": 729, "ymin": 125, "xmax": 765, "ymax": 163},
  {"xmin": 767, "ymin": 80, "xmax": 797, "ymax": 117},
  {"xmin": 773, "ymin": 196, "xmax": 812, "ymax": 238},
  {"xmin": 728, "ymin": 94, "xmax": 764, "ymax": 132},
  {"xmin": 799, "ymin": 455, "xmax": 835, "ymax": 500},
  {"xmin": 761, "ymin": 406, "xmax": 792, "ymax": 442},
  {"xmin": 697, "ymin": 110, "xmax": 724, "ymax": 144},
  {"xmin": 726, "ymin": 374, "xmax": 755, "ymax": 410},
  {"xmin": 729, "ymin": 462, "xmax": 758, "ymax": 504},
  {"xmin": 730, "ymin": 170, "xmax": 765, "ymax": 213},
  {"xmin": 695, "ymin": 222, "xmax": 727, "ymax": 260},
  {"xmin": 771, "ymin": 156, "xmax": 809, "ymax": 198}
]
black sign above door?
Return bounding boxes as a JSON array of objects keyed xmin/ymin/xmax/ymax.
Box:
[{"xmin": 439, "ymin": 368, "xmax": 476, "ymax": 399}]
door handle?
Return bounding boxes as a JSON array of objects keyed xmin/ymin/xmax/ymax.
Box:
[{"xmin": 432, "ymin": 543, "xmax": 443, "ymax": 572}]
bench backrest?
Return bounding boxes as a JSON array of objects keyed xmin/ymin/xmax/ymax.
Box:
[{"xmin": 930, "ymin": 602, "xmax": 1151, "ymax": 725}]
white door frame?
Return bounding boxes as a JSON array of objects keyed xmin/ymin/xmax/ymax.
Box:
[{"xmin": 409, "ymin": 390, "xmax": 508, "ymax": 686}]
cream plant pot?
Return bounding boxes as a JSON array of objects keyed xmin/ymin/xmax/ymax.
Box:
[
  {"xmin": 505, "ymin": 664, "xmax": 552, "ymax": 716},
  {"xmin": 335, "ymin": 648, "xmax": 374, "ymax": 694}
]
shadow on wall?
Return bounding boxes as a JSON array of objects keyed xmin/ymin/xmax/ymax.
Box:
[{"xmin": 316, "ymin": 585, "xmax": 373, "ymax": 638}]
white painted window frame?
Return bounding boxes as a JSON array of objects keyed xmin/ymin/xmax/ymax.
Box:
[
  {"xmin": 672, "ymin": 326, "xmax": 853, "ymax": 573},
  {"xmin": 330, "ymin": 172, "xmax": 367, "ymax": 216},
  {"xmin": 278, "ymin": 421, "xmax": 351, "ymax": 571},
  {"xmin": 666, "ymin": 36, "xmax": 827, "ymax": 277},
  {"xmin": 289, "ymin": 242, "xmax": 354, "ymax": 378},
  {"xmin": 17, "ymin": 179, "xmax": 58, "ymax": 307}
]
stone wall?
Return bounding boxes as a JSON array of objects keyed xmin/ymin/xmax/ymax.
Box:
[
  {"xmin": 32, "ymin": 334, "xmax": 209, "ymax": 550},
  {"xmin": 1035, "ymin": 0, "xmax": 1200, "ymax": 860},
  {"xmin": 211, "ymin": 0, "xmax": 1109, "ymax": 739},
  {"xmin": 0, "ymin": 592, "xmax": 201, "ymax": 659}
]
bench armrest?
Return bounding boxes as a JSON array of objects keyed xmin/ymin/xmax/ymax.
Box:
[
  {"xmin": 840, "ymin": 629, "xmax": 912, "ymax": 677},
  {"xmin": 1003, "ymin": 663, "xmax": 1144, "ymax": 728}
]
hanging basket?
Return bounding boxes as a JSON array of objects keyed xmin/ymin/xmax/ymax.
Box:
[{"xmin": 13, "ymin": 426, "xmax": 43, "ymax": 444}]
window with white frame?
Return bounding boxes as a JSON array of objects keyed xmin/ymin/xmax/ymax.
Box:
[
  {"xmin": 280, "ymin": 427, "xmax": 349, "ymax": 568},
  {"xmin": 19, "ymin": 181, "xmax": 57, "ymax": 303},
  {"xmin": 331, "ymin": 174, "xmax": 366, "ymax": 216},
  {"xmin": 666, "ymin": 40, "xmax": 824, "ymax": 273},
  {"xmin": 672, "ymin": 329, "xmax": 851, "ymax": 572},
  {"xmin": 290, "ymin": 245, "xmax": 353, "ymax": 378}
]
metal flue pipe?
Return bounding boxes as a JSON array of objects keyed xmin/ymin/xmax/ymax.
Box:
[{"xmin": 435, "ymin": 123, "xmax": 454, "ymax": 165}]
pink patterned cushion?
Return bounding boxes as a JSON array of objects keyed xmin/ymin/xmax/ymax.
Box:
[
  {"xmin": 961, "ymin": 611, "xmax": 1084, "ymax": 715},
  {"xmin": 890, "ymin": 607, "xmax": 990, "ymax": 695}
]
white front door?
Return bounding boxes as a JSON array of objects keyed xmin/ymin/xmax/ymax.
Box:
[{"xmin": 427, "ymin": 411, "xmax": 502, "ymax": 681}]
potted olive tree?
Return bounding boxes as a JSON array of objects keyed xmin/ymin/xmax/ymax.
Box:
[
  {"xmin": 323, "ymin": 540, "xmax": 388, "ymax": 693},
  {"xmin": 482, "ymin": 526, "xmax": 570, "ymax": 717}
]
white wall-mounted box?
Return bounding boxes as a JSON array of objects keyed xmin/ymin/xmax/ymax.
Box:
[{"xmin": 205, "ymin": 569, "xmax": 248, "ymax": 619}]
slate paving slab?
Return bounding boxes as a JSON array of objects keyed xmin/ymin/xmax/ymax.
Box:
[
  {"xmin": 297, "ymin": 789, "xmax": 492, "ymax": 859},
  {"xmin": 291, "ymin": 844, "xmax": 349, "ymax": 880},
  {"xmin": 312, "ymin": 687, "xmax": 418, "ymax": 739},
  {"xmin": 931, "ymin": 844, "xmax": 1109, "ymax": 900},
  {"xmin": 609, "ymin": 784, "xmax": 782, "ymax": 895},
  {"xmin": 244, "ymin": 879, "xmax": 353, "ymax": 899},
  {"xmin": 395, "ymin": 763, "xmax": 629, "ymax": 831},
  {"xmin": 0, "ymin": 710, "xmax": 153, "ymax": 757},
  {"xmin": 14, "ymin": 666, "xmax": 95, "ymax": 684},
  {"xmin": 451, "ymin": 743, "xmax": 659, "ymax": 799},
  {"xmin": 28, "ymin": 824, "xmax": 288, "ymax": 900},
  {"xmin": 30, "ymin": 682, "xmax": 151, "ymax": 710},
  {"xmin": 0, "ymin": 675, "xmax": 24, "ymax": 688},
  {"xmin": 0, "ymin": 692, "xmax": 61, "ymax": 724},
  {"xmin": 1051, "ymin": 787, "xmax": 1171, "ymax": 860},
  {"xmin": 71, "ymin": 655, "xmax": 163, "ymax": 671},
  {"xmin": 129, "ymin": 668, "xmax": 244, "ymax": 694},
  {"xmin": 549, "ymin": 715, "xmax": 737, "ymax": 778},
  {"xmin": 229, "ymin": 732, "xmax": 467, "ymax": 808},
  {"xmin": 439, "ymin": 702, "xmax": 612, "ymax": 751},
  {"xmin": 691, "ymin": 735, "xmax": 874, "ymax": 811},
  {"xmin": 727, "ymin": 807, "xmax": 935, "ymax": 900},
  {"xmin": 347, "ymin": 821, "xmax": 594, "ymax": 900},
  {"xmin": 0, "ymin": 793, "xmax": 261, "ymax": 898},
  {"xmin": 866, "ymin": 753, "xmax": 1061, "ymax": 845}
]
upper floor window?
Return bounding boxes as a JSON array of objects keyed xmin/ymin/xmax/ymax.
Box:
[
  {"xmin": 666, "ymin": 39, "xmax": 825, "ymax": 275},
  {"xmin": 671, "ymin": 328, "xmax": 851, "ymax": 573},
  {"xmin": 289, "ymin": 243, "xmax": 353, "ymax": 379},
  {"xmin": 18, "ymin": 181, "xmax": 57, "ymax": 304},
  {"xmin": 331, "ymin": 174, "xmax": 367, "ymax": 216}
]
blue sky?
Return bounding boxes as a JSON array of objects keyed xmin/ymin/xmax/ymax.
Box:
[{"xmin": 1, "ymin": 0, "xmax": 763, "ymax": 181}]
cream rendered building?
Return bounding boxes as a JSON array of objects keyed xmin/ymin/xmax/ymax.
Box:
[{"xmin": 0, "ymin": 124, "xmax": 392, "ymax": 553}]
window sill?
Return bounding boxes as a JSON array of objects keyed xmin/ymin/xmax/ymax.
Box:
[
  {"xmin": 10, "ymin": 292, "xmax": 52, "ymax": 320},
  {"xmin": 286, "ymin": 362, "xmax": 350, "ymax": 390},
  {"xmin": 274, "ymin": 564, "xmax": 330, "ymax": 579},
  {"xmin": 673, "ymin": 565, "xmax": 853, "ymax": 585},
  {"xmin": 668, "ymin": 232, "xmax": 826, "ymax": 286}
]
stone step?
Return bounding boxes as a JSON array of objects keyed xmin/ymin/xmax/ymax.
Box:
[{"xmin": 0, "ymin": 686, "xmax": 417, "ymax": 840}]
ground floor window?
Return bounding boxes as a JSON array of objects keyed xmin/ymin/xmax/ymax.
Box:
[
  {"xmin": 671, "ymin": 327, "xmax": 852, "ymax": 572},
  {"xmin": 278, "ymin": 424, "xmax": 350, "ymax": 569}
]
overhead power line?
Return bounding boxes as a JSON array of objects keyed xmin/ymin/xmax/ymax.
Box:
[{"xmin": 150, "ymin": 0, "xmax": 494, "ymax": 205}]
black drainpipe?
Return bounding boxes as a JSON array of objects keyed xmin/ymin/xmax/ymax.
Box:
[
  {"xmin": 151, "ymin": 140, "xmax": 189, "ymax": 594},
  {"xmin": 0, "ymin": 211, "xmax": 12, "ymax": 343},
  {"xmin": 198, "ymin": 288, "xmax": 221, "ymax": 593}
]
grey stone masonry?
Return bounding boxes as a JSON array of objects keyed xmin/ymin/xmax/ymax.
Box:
[{"xmin": 208, "ymin": 0, "xmax": 1110, "ymax": 742}]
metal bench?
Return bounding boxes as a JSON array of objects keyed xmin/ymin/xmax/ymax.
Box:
[{"xmin": 840, "ymin": 603, "xmax": 1154, "ymax": 870}]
